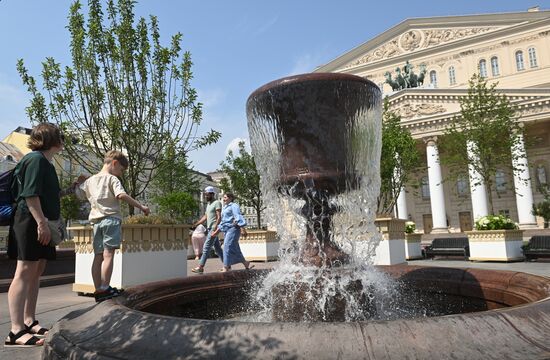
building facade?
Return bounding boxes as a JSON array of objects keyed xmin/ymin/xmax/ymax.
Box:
[{"xmin": 315, "ymin": 8, "xmax": 550, "ymax": 233}]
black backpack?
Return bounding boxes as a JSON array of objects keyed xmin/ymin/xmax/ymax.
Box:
[{"xmin": 0, "ymin": 168, "xmax": 16, "ymax": 226}]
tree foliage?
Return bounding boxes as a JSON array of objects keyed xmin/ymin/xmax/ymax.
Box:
[
  {"xmin": 151, "ymin": 140, "xmax": 198, "ymax": 195},
  {"xmin": 377, "ymin": 98, "xmax": 421, "ymax": 215},
  {"xmin": 17, "ymin": 0, "xmax": 220, "ymax": 213},
  {"xmin": 151, "ymin": 140, "xmax": 198, "ymax": 222},
  {"xmin": 219, "ymin": 141, "xmax": 264, "ymax": 228},
  {"xmin": 156, "ymin": 191, "xmax": 198, "ymax": 223},
  {"xmin": 439, "ymin": 74, "xmax": 524, "ymax": 214}
]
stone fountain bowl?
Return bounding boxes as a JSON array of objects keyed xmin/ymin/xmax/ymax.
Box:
[{"xmin": 42, "ymin": 265, "xmax": 550, "ymax": 360}]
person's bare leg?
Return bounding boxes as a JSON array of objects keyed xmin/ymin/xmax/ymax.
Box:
[
  {"xmin": 92, "ymin": 254, "xmax": 103, "ymax": 290},
  {"xmin": 24, "ymin": 259, "xmax": 47, "ymax": 328},
  {"xmin": 101, "ymin": 248, "xmax": 115, "ymax": 288},
  {"xmin": 7, "ymin": 260, "xmax": 45, "ymax": 345}
]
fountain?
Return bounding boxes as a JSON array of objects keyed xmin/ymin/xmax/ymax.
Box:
[{"xmin": 43, "ymin": 74, "xmax": 550, "ymax": 359}]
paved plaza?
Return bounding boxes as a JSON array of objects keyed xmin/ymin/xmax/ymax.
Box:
[{"xmin": 1, "ymin": 258, "xmax": 548, "ymax": 359}]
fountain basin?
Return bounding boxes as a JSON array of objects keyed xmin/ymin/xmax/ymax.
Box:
[{"xmin": 42, "ymin": 266, "xmax": 550, "ymax": 360}]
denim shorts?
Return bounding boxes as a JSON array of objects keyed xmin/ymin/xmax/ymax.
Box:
[{"xmin": 93, "ymin": 217, "xmax": 122, "ymax": 254}]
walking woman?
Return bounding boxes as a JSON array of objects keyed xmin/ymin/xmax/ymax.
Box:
[
  {"xmin": 210, "ymin": 193, "xmax": 254, "ymax": 272},
  {"xmin": 5, "ymin": 123, "xmax": 64, "ymax": 347}
]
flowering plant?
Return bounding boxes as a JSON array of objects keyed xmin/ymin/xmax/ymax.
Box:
[
  {"xmin": 474, "ymin": 215, "xmax": 518, "ymax": 231},
  {"xmin": 405, "ymin": 221, "xmax": 416, "ymax": 234}
]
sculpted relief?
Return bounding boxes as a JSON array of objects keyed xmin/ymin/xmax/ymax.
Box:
[
  {"xmin": 347, "ymin": 27, "xmax": 497, "ymax": 68},
  {"xmin": 396, "ymin": 103, "xmax": 447, "ymax": 119}
]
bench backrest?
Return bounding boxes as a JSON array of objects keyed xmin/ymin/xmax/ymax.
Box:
[
  {"xmin": 431, "ymin": 237, "xmax": 469, "ymax": 248},
  {"xmin": 528, "ymin": 236, "xmax": 550, "ymax": 249}
]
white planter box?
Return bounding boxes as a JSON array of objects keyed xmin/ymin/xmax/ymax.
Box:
[
  {"xmin": 374, "ymin": 217, "xmax": 406, "ymax": 265},
  {"xmin": 466, "ymin": 229, "xmax": 524, "ymax": 262},
  {"xmin": 238, "ymin": 230, "xmax": 279, "ymax": 262},
  {"xmin": 70, "ymin": 224, "xmax": 190, "ymax": 293},
  {"xmin": 404, "ymin": 233, "xmax": 423, "ymax": 260}
]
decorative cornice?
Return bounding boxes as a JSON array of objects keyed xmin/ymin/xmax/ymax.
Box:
[
  {"xmin": 240, "ymin": 230, "xmax": 278, "ymax": 243},
  {"xmin": 465, "ymin": 229, "xmax": 524, "ymax": 242},
  {"xmin": 69, "ymin": 224, "xmax": 191, "ymax": 254}
]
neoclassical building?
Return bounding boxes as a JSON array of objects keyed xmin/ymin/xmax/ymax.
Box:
[{"xmin": 315, "ymin": 7, "xmax": 550, "ymax": 233}]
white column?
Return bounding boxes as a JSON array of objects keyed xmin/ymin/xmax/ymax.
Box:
[
  {"xmin": 467, "ymin": 141, "xmax": 489, "ymax": 221},
  {"xmin": 395, "ymin": 186, "xmax": 408, "ymax": 220},
  {"xmin": 512, "ymin": 133, "xmax": 537, "ymax": 228},
  {"xmin": 393, "ymin": 162, "xmax": 408, "ymax": 220},
  {"xmin": 425, "ymin": 138, "xmax": 448, "ymax": 233}
]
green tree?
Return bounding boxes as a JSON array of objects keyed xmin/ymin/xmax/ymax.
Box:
[
  {"xmin": 17, "ymin": 0, "xmax": 220, "ymax": 214},
  {"xmin": 151, "ymin": 140, "xmax": 199, "ymax": 222},
  {"xmin": 219, "ymin": 141, "xmax": 264, "ymax": 228},
  {"xmin": 152, "ymin": 140, "xmax": 198, "ymax": 195},
  {"xmin": 377, "ymin": 98, "xmax": 421, "ymax": 215},
  {"xmin": 439, "ymin": 74, "xmax": 524, "ymax": 214},
  {"xmin": 156, "ymin": 192, "xmax": 198, "ymax": 223}
]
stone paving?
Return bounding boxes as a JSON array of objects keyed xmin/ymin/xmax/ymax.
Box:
[{"xmin": 1, "ymin": 258, "xmax": 548, "ymax": 359}]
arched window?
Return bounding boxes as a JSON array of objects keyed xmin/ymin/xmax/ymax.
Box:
[
  {"xmin": 429, "ymin": 70, "xmax": 437, "ymax": 88},
  {"xmin": 456, "ymin": 177, "xmax": 469, "ymax": 197},
  {"xmin": 515, "ymin": 51, "xmax": 525, "ymax": 71},
  {"xmin": 448, "ymin": 66, "xmax": 456, "ymax": 85},
  {"xmin": 478, "ymin": 59, "xmax": 487, "ymax": 78},
  {"xmin": 490, "ymin": 57, "xmax": 500, "ymax": 76},
  {"xmin": 528, "ymin": 47, "xmax": 538, "ymax": 68},
  {"xmin": 421, "ymin": 176, "xmax": 431, "ymax": 199},
  {"xmin": 496, "ymin": 170, "xmax": 507, "ymax": 192}
]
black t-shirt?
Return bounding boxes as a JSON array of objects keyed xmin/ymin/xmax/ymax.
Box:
[{"xmin": 15, "ymin": 151, "xmax": 61, "ymax": 220}]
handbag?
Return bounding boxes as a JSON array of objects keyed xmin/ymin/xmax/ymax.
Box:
[{"xmin": 48, "ymin": 217, "xmax": 68, "ymax": 247}]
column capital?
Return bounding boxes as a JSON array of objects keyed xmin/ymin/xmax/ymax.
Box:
[{"xmin": 423, "ymin": 136, "xmax": 438, "ymax": 146}]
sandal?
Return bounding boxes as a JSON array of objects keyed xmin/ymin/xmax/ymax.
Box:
[
  {"xmin": 25, "ymin": 320, "xmax": 48, "ymax": 338},
  {"xmin": 191, "ymin": 267, "xmax": 204, "ymax": 274},
  {"xmin": 219, "ymin": 267, "xmax": 230, "ymax": 272},
  {"xmin": 244, "ymin": 261, "xmax": 255, "ymax": 270},
  {"xmin": 4, "ymin": 329, "xmax": 44, "ymax": 347}
]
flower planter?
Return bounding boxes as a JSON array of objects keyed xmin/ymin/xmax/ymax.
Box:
[
  {"xmin": 466, "ymin": 229, "xmax": 524, "ymax": 262},
  {"xmin": 404, "ymin": 233, "xmax": 423, "ymax": 260},
  {"xmin": 70, "ymin": 224, "xmax": 190, "ymax": 293},
  {"xmin": 374, "ymin": 217, "xmax": 406, "ymax": 265},
  {"xmin": 238, "ymin": 230, "xmax": 279, "ymax": 262}
]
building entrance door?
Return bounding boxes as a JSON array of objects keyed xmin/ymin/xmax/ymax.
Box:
[
  {"xmin": 423, "ymin": 214, "xmax": 433, "ymax": 234},
  {"xmin": 459, "ymin": 211, "xmax": 473, "ymax": 232}
]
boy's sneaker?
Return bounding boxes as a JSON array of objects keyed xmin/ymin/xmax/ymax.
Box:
[{"xmin": 94, "ymin": 286, "xmax": 124, "ymax": 303}]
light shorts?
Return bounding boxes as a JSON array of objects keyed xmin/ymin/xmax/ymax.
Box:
[{"xmin": 92, "ymin": 216, "xmax": 122, "ymax": 254}]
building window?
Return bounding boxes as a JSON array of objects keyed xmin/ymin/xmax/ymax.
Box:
[
  {"xmin": 448, "ymin": 66, "xmax": 456, "ymax": 85},
  {"xmin": 63, "ymin": 159, "xmax": 71, "ymax": 173},
  {"xmin": 536, "ymin": 164, "xmax": 548, "ymax": 191},
  {"xmin": 515, "ymin": 51, "xmax": 525, "ymax": 71},
  {"xmin": 429, "ymin": 70, "xmax": 437, "ymax": 87},
  {"xmin": 478, "ymin": 59, "xmax": 487, "ymax": 78},
  {"xmin": 498, "ymin": 209, "xmax": 510, "ymax": 218},
  {"xmin": 495, "ymin": 170, "xmax": 507, "ymax": 192},
  {"xmin": 490, "ymin": 56, "xmax": 499, "ymax": 76},
  {"xmin": 528, "ymin": 47, "xmax": 538, "ymax": 68},
  {"xmin": 421, "ymin": 176, "xmax": 430, "ymax": 199},
  {"xmin": 456, "ymin": 177, "xmax": 469, "ymax": 197}
]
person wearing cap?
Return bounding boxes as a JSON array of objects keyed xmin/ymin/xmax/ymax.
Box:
[{"xmin": 191, "ymin": 186, "xmax": 223, "ymax": 274}]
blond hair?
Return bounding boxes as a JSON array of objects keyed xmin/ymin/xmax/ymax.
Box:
[{"xmin": 104, "ymin": 150, "xmax": 129, "ymax": 169}]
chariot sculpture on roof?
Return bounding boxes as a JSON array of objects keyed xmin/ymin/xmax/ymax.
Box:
[{"xmin": 384, "ymin": 61, "xmax": 427, "ymax": 91}]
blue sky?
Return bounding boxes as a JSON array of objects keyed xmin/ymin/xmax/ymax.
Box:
[{"xmin": 1, "ymin": 0, "xmax": 548, "ymax": 173}]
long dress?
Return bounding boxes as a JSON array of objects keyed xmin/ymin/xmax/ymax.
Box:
[{"xmin": 218, "ymin": 202, "xmax": 247, "ymax": 267}]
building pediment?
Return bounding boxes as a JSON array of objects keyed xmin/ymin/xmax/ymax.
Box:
[
  {"xmin": 346, "ymin": 26, "xmax": 502, "ymax": 69},
  {"xmin": 315, "ymin": 10, "xmax": 550, "ymax": 73}
]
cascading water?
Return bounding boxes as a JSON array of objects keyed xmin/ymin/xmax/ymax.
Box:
[{"xmin": 246, "ymin": 73, "xmax": 406, "ymax": 321}]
